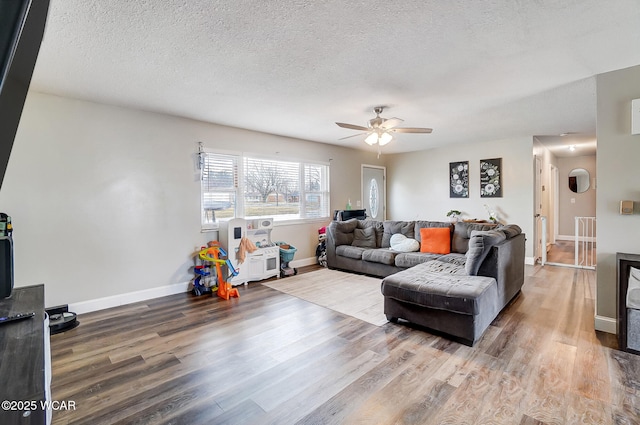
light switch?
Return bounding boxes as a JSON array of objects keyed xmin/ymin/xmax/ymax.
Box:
[
  {"xmin": 571, "ymin": 198, "xmax": 576, "ymax": 204},
  {"xmin": 621, "ymin": 200, "xmax": 634, "ymax": 215}
]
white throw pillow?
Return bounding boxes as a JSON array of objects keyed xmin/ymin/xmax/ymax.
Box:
[{"xmin": 389, "ymin": 233, "xmax": 420, "ymax": 253}]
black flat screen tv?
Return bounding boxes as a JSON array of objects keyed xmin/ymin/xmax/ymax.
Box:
[
  {"xmin": 0, "ymin": 0, "xmax": 50, "ymax": 298},
  {"xmin": 0, "ymin": 0, "xmax": 50, "ymax": 186}
]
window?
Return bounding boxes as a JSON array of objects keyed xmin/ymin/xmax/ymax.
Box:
[
  {"xmin": 201, "ymin": 153, "xmax": 238, "ymax": 229},
  {"xmin": 200, "ymin": 151, "xmax": 329, "ymax": 228}
]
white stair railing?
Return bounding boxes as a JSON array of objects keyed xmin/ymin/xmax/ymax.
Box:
[
  {"xmin": 538, "ymin": 215, "xmax": 547, "ymax": 266},
  {"xmin": 575, "ymin": 216, "xmax": 596, "ymax": 269},
  {"xmin": 537, "ymin": 215, "xmax": 596, "ymax": 270}
]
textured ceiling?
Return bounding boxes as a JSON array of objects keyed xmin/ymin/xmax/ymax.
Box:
[{"xmin": 30, "ymin": 0, "xmax": 640, "ymax": 154}]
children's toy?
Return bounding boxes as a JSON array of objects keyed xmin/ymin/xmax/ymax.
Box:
[
  {"xmin": 192, "ymin": 262, "xmax": 215, "ymax": 296},
  {"xmin": 192, "ymin": 245, "xmax": 217, "ymax": 296},
  {"xmin": 316, "ymin": 226, "xmax": 327, "ymax": 267},
  {"xmin": 197, "ymin": 241, "xmax": 240, "ymax": 300},
  {"xmin": 276, "ymin": 242, "xmax": 298, "ymax": 277}
]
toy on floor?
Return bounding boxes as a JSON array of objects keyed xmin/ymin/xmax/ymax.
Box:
[
  {"xmin": 276, "ymin": 241, "xmax": 298, "ymax": 278},
  {"xmin": 192, "ymin": 245, "xmax": 217, "ymax": 296},
  {"xmin": 316, "ymin": 226, "xmax": 327, "ymax": 267},
  {"xmin": 192, "ymin": 262, "xmax": 216, "ymax": 296},
  {"xmin": 198, "ymin": 241, "xmax": 240, "ymax": 300}
]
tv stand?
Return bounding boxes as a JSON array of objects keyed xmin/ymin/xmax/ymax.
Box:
[{"xmin": 0, "ymin": 285, "xmax": 50, "ymax": 424}]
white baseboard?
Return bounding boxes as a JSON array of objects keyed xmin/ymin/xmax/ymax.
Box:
[
  {"xmin": 68, "ymin": 257, "xmax": 320, "ymax": 315},
  {"xmin": 69, "ymin": 281, "xmax": 191, "ymax": 315},
  {"xmin": 69, "ymin": 257, "xmax": 319, "ymax": 315},
  {"xmin": 290, "ymin": 256, "xmax": 318, "ymax": 268},
  {"xmin": 594, "ymin": 315, "xmax": 617, "ymax": 334},
  {"xmin": 525, "ymin": 256, "xmax": 536, "ymax": 265}
]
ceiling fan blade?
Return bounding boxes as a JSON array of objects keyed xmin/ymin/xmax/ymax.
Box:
[
  {"xmin": 380, "ymin": 117, "xmax": 404, "ymax": 130},
  {"xmin": 336, "ymin": 122, "xmax": 370, "ymax": 131},
  {"xmin": 391, "ymin": 127, "xmax": 433, "ymax": 134},
  {"xmin": 339, "ymin": 132, "xmax": 369, "ymax": 140}
]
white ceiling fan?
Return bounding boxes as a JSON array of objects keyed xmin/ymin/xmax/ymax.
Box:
[{"xmin": 336, "ymin": 106, "xmax": 433, "ymax": 148}]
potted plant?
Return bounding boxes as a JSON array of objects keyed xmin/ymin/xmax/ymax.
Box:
[
  {"xmin": 484, "ymin": 204, "xmax": 499, "ymax": 224},
  {"xmin": 446, "ymin": 209, "xmax": 462, "ymax": 223}
]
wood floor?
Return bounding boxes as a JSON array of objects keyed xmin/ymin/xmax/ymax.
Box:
[
  {"xmin": 547, "ymin": 240, "xmax": 597, "ymax": 267},
  {"xmin": 50, "ymin": 265, "xmax": 640, "ymax": 425}
]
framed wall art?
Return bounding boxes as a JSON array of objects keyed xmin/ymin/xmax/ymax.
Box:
[
  {"xmin": 449, "ymin": 161, "xmax": 469, "ymax": 198},
  {"xmin": 480, "ymin": 158, "xmax": 502, "ymax": 197}
]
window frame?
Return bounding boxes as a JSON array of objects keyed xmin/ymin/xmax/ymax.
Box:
[{"xmin": 200, "ymin": 149, "xmax": 330, "ymax": 230}]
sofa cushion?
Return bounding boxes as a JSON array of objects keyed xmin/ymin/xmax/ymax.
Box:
[
  {"xmin": 465, "ymin": 230, "xmax": 507, "ymax": 276},
  {"xmin": 395, "ymin": 252, "xmax": 442, "ymax": 268},
  {"xmin": 358, "ymin": 220, "xmax": 384, "ymax": 247},
  {"xmin": 420, "ymin": 227, "xmax": 451, "ymax": 254},
  {"xmin": 414, "ymin": 220, "xmax": 452, "ymax": 236},
  {"xmin": 496, "ymin": 224, "xmax": 522, "ymax": 239},
  {"xmin": 362, "ymin": 248, "xmax": 397, "ymax": 265},
  {"xmin": 436, "ymin": 253, "xmax": 467, "ymax": 267},
  {"xmin": 451, "ymin": 222, "xmax": 498, "ymax": 254},
  {"xmin": 336, "ymin": 245, "xmax": 368, "ymax": 260},
  {"xmin": 381, "ymin": 260, "xmax": 498, "ymax": 315},
  {"xmin": 390, "ymin": 234, "xmax": 420, "ymax": 252},
  {"xmin": 418, "ymin": 259, "xmax": 468, "ymax": 275},
  {"xmin": 333, "ymin": 219, "xmax": 359, "ymax": 246},
  {"xmin": 352, "ymin": 227, "xmax": 377, "ymax": 248},
  {"xmin": 382, "ymin": 221, "xmax": 415, "ymax": 248}
]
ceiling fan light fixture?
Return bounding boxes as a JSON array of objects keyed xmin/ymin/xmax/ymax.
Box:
[
  {"xmin": 378, "ymin": 132, "xmax": 393, "ymax": 146},
  {"xmin": 364, "ymin": 132, "xmax": 378, "ymax": 145}
]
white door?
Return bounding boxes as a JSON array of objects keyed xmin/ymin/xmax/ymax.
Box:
[
  {"xmin": 362, "ymin": 165, "xmax": 386, "ymax": 220},
  {"xmin": 534, "ymin": 156, "xmax": 543, "ymax": 262}
]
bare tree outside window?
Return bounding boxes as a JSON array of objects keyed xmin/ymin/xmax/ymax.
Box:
[{"xmin": 244, "ymin": 160, "xmax": 290, "ymax": 203}]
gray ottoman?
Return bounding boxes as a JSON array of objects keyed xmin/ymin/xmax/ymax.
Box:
[{"xmin": 381, "ymin": 260, "xmax": 500, "ymax": 345}]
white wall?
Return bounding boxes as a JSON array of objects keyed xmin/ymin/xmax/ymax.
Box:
[
  {"xmin": 385, "ymin": 137, "xmax": 535, "ymax": 259},
  {"xmin": 0, "ymin": 92, "xmax": 383, "ymax": 308},
  {"xmin": 596, "ymin": 64, "xmax": 640, "ymax": 323},
  {"xmin": 556, "ymin": 155, "xmax": 596, "ymax": 237}
]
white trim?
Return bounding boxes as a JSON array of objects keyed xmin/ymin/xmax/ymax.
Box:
[
  {"xmin": 525, "ymin": 256, "xmax": 536, "ymax": 265},
  {"xmin": 594, "ymin": 315, "xmax": 617, "ymax": 334},
  {"xmin": 69, "ymin": 281, "xmax": 191, "ymax": 315},
  {"xmin": 556, "ymin": 234, "xmax": 596, "ymax": 242},
  {"xmin": 68, "ymin": 256, "xmax": 320, "ymax": 315},
  {"xmin": 273, "ymin": 217, "xmax": 330, "ymax": 227},
  {"xmin": 290, "ymin": 256, "xmax": 319, "ymax": 268}
]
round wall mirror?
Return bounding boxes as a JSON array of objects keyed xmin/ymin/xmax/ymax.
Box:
[{"xmin": 568, "ymin": 168, "xmax": 590, "ymax": 193}]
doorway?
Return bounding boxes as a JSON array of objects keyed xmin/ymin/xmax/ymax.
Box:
[
  {"xmin": 361, "ymin": 165, "xmax": 386, "ymax": 220},
  {"xmin": 533, "ymin": 135, "xmax": 597, "ymax": 268}
]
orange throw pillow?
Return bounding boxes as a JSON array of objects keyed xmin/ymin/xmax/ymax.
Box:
[{"xmin": 420, "ymin": 227, "xmax": 451, "ymax": 254}]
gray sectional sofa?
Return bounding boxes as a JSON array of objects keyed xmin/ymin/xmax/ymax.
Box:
[{"xmin": 326, "ymin": 219, "xmax": 526, "ymax": 345}]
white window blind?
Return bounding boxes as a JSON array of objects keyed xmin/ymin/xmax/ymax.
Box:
[
  {"xmin": 201, "ymin": 153, "xmax": 238, "ymax": 228},
  {"xmin": 303, "ymin": 163, "xmax": 329, "ymax": 219},
  {"xmin": 200, "ymin": 151, "xmax": 329, "ymax": 227}
]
